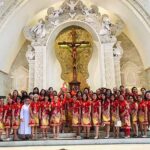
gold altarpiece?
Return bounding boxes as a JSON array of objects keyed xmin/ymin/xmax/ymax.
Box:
[{"xmin": 55, "ymin": 26, "xmax": 93, "ymax": 89}]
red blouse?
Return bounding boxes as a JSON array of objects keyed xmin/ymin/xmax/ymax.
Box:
[
  {"xmin": 138, "ymin": 100, "xmax": 147, "ymax": 112},
  {"xmin": 30, "ymin": 101, "xmax": 41, "ymax": 113},
  {"xmin": 72, "ymin": 100, "xmax": 81, "ymax": 113},
  {"xmin": 82, "ymin": 101, "xmax": 91, "ymax": 114},
  {"xmin": 51, "ymin": 101, "xmax": 61, "ymax": 114},
  {"xmin": 40, "ymin": 101, "xmax": 50, "ymax": 114},
  {"xmin": 111, "ymin": 100, "xmax": 119, "ymax": 113},
  {"xmin": 4, "ymin": 103, "xmax": 13, "ymax": 117},
  {"xmin": 92, "ymin": 100, "xmax": 101, "ymax": 113},
  {"xmin": 12, "ymin": 103, "xmax": 22, "ymax": 116}
]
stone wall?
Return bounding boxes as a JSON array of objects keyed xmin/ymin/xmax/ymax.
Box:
[
  {"xmin": 9, "ymin": 41, "xmax": 29, "ymax": 92},
  {"xmin": 118, "ymin": 33, "xmax": 147, "ymax": 88},
  {"xmin": 0, "ymin": 71, "xmax": 12, "ymax": 96}
]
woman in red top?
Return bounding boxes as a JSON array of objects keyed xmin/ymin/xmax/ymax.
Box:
[
  {"xmin": 129, "ymin": 95, "xmax": 138, "ymax": 137},
  {"xmin": 40, "ymin": 95, "xmax": 50, "ymax": 139},
  {"xmin": 66, "ymin": 92, "xmax": 73, "ymax": 130},
  {"xmin": 72, "ymin": 95, "xmax": 81, "ymax": 138},
  {"xmin": 59, "ymin": 94, "xmax": 66, "ymax": 133},
  {"xmin": 12, "ymin": 96, "xmax": 22, "ymax": 140},
  {"xmin": 92, "ymin": 93, "xmax": 101, "ymax": 139},
  {"xmin": 119, "ymin": 95, "xmax": 131, "ymax": 138},
  {"xmin": 102, "ymin": 94, "xmax": 110, "ymax": 138},
  {"xmin": 39, "ymin": 89, "xmax": 46, "ymax": 102},
  {"xmin": 50, "ymin": 95, "xmax": 62, "ymax": 139},
  {"xmin": 29, "ymin": 94, "xmax": 40, "ymax": 139},
  {"xmin": 110, "ymin": 94, "xmax": 120, "ymax": 138},
  {"xmin": 81, "ymin": 94, "xmax": 91, "ymax": 139},
  {"xmin": 3, "ymin": 96, "xmax": 13, "ymax": 140},
  {"xmin": 145, "ymin": 91, "xmax": 150, "ymax": 130},
  {"xmin": 12, "ymin": 90, "xmax": 19, "ymax": 103},
  {"xmin": 138, "ymin": 95, "xmax": 148, "ymax": 137},
  {"xmin": 0, "ymin": 99, "xmax": 4, "ymax": 141}
]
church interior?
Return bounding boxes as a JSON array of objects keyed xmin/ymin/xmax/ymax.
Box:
[{"xmin": 0, "ymin": 0, "xmax": 150, "ymax": 148}]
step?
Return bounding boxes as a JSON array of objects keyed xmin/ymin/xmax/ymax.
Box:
[{"xmin": 0, "ymin": 138, "xmax": 150, "ymax": 147}]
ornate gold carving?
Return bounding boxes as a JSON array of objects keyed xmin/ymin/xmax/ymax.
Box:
[{"xmin": 55, "ymin": 26, "xmax": 93, "ymax": 89}]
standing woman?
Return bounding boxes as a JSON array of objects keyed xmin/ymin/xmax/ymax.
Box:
[
  {"xmin": 145, "ymin": 91, "xmax": 150, "ymax": 130},
  {"xmin": 101, "ymin": 94, "xmax": 110, "ymax": 138},
  {"xmin": 0, "ymin": 99, "xmax": 4, "ymax": 141},
  {"xmin": 12, "ymin": 96, "xmax": 22, "ymax": 140},
  {"xmin": 3, "ymin": 96, "xmax": 13, "ymax": 140},
  {"xmin": 19, "ymin": 98, "xmax": 31, "ymax": 140},
  {"xmin": 92, "ymin": 93, "xmax": 101, "ymax": 139},
  {"xmin": 39, "ymin": 89, "xmax": 46, "ymax": 102},
  {"xmin": 66, "ymin": 92, "xmax": 73, "ymax": 130},
  {"xmin": 138, "ymin": 95, "xmax": 148, "ymax": 137},
  {"xmin": 129, "ymin": 96, "xmax": 138, "ymax": 137},
  {"xmin": 110, "ymin": 94, "xmax": 120, "ymax": 138},
  {"xmin": 33, "ymin": 87, "xmax": 39, "ymax": 95},
  {"xmin": 50, "ymin": 95, "xmax": 62, "ymax": 139},
  {"xmin": 29, "ymin": 94, "xmax": 40, "ymax": 139},
  {"xmin": 40, "ymin": 95, "xmax": 50, "ymax": 139},
  {"xmin": 59, "ymin": 94, "xmax": 67, "ymax": 133},
  {"xmin": 81, "ymin": 94, "xmax": 91, "ymax": 139},
  {"xmin": 12, "ymin": 90, "xmax": 19, "ymax": 103},
  {"xmin": 72, "ymin": 95, "xmax": 81, "ymax": 138},
  {"xmin": 119, "ymin": 95, "xmax": 131, "ymax": 138}
]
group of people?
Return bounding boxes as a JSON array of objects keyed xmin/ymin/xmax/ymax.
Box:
[{"xmin": 0, "ymin": 86, "xmax": 150, "ymax": 141}]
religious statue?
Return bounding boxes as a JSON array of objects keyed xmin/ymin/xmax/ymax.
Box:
[
  {"xmin": 58, "ymin": 28, "xmax": 90, "ymax": 90},
  {"xmin": 100, "ymin": 14, "xmax": 112, "ymax": 36},
  {"xmin": 66, "ymin": 0, "xmax": 79, "ymax": 12},
  {"xmin": 30, "ymin": 19, "xmax": 46, "ymax": 39},
  {"xmin": 26, "ymin": 45, "xmax": 35, "ymax": 61}
]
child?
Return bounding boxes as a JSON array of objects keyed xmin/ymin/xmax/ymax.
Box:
[
  {"xmin": 29, "ymin": 94, "xmax": 40, "ymax": 139},
  {"xmin": 72, "ymin": 95, "xmax": 81, "ymax": 138},
  {"xmin": 50, "ymin": 95, "xmax": 62, "ymax": 139},
  {"xmin": 19, "ymin": 98, "xmax": 31, "ymax": 140},
  {"xmin": 138, "ymin": 95, "xmax": 148, "ymax": 137},
  {"xmin": 12, "ymin": 96, "xmax": 22, "ymax": 140},
  {"xmin": 3, "ymin": 96, "xmax": 13, "ymax": 141},
  {"xmin": 92, "ymin": 93, "xmax": 101, "ymax": 139},
  {"xmin": 40, "ymin": 95, "xmax": 50, "ymax": 139},
  {"xmin": 81, "ymin": 94, "xmax": 91, "ymax": 139},
  {"xmin": 0, "ymin": 99, "xmax": 4, "ymax": 141},
  {"xmin": 119, "ymin": 95, "xmax": 131, "ymax": 138}
]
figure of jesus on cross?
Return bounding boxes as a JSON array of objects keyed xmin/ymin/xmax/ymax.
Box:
[{"xmin": 58, "ymin": 28, "xmax": 90, "ymax": 83}]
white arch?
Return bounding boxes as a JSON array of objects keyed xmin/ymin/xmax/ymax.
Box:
[
  {"xmin": 46, "ymin": 20, "xmax": 105, "ymax": 91},
  {"xmin": 0, "ymin": 0, "xmax": 150, "ymax": 73}
]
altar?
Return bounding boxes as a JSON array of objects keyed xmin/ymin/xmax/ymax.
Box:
[{"xmin": 24, "ymin": 0, "xmax": 124, "ymax": 91}]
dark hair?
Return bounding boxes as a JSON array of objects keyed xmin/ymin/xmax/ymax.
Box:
[
  {"xmin": 82, "ymin": 93, "xmax": 88, "ymax": 101},
  {"xmin": 33, "ymin": 87, "xmax": 39, "ymax": 94},
  {"xmin": 40, "ymin": 89, "xmax": 46, "ymax": 96},
  {"xmin": 145, "ymin": 91, "xmax": 150, "ymax": 100},
  {"xmin": 44, "ymin": 94, "xmax": 51, "ymax": 102},
  {"xmin": 131, "ymin": 87, "xmax": 137, "ymax": 93}
]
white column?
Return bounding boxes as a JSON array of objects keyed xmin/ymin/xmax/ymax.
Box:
[
  {"xmin": 33, "ymin": 46, "xmax": 47, "ymax": 90},
  {"xmin": 28, "ymin": 60, "xmax": 35, "ymax": 92},
  {"xmin": 26, "ymin": 45, "xmax": 35, "ymax": 92},
  {"xmin": 113, "ymin": 41, "xmax": 123, "ymax": 88},
  {"xmin": 114, "ymin": 57, "xmax": 122, "ymax": 88},
  {"xmin": 102, "ymin": 42, "xmax": 116, "ymax": 89}
]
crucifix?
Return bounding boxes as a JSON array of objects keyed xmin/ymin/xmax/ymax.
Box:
[{"xmin": 58, "ymin": 28, "xmax": 90, "ymax": 90}]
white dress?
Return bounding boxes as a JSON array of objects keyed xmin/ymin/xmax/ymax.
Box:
[{"xmin": 19, "ymin": 104, "xmax": 31, "ymax": 135}]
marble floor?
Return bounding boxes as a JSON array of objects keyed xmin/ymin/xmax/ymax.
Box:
[{"xmin": 0, "ymin": 145, "xmax": 150, "ymax": 150}]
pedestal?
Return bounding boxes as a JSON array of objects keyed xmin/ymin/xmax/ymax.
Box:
[{"xmin": 69, "ymin": 81, "xmax": 81, "ymax": 91}]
